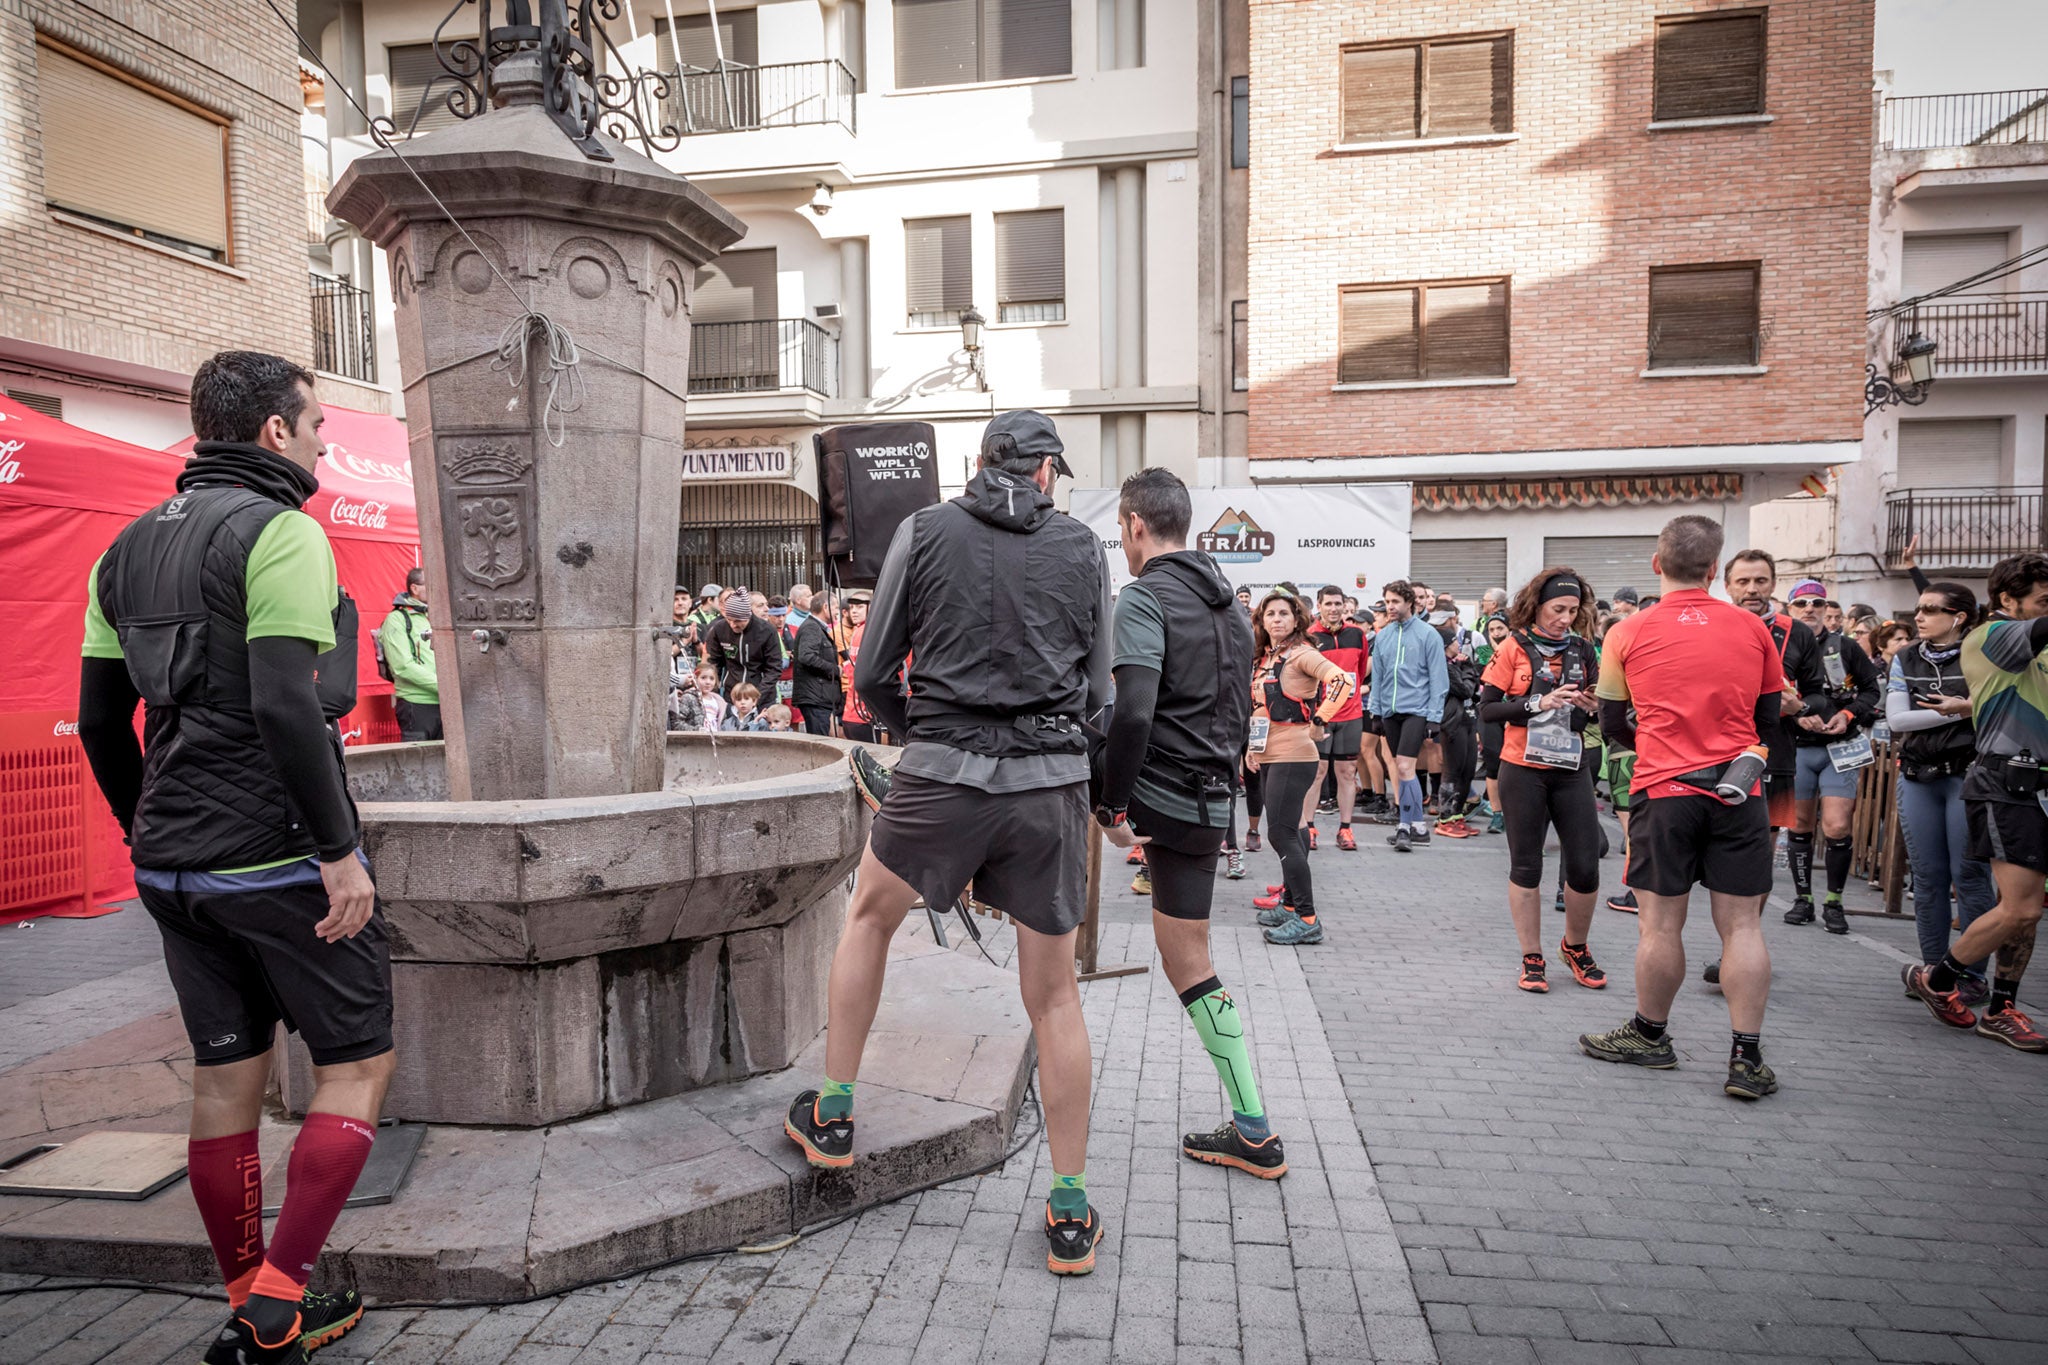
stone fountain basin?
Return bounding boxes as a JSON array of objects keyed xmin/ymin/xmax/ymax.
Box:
[{"xmin": 295, "ymin": 733, "xmax": 868, "ymax": 1127}]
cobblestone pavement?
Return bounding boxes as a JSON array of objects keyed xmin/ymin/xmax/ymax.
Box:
[
  {"xmin": 4, "ymin": 824, "xmax": 2046, "ymax": 1363},
  {"xmin": 0, "ymin": 902, "xmax": 157, "ymax": 1010}
]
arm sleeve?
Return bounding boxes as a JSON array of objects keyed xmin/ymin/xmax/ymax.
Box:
[
  {"xmin": 1478, "ymin": 682, "xmax": 1532, "ymax": 727},
  {"xmin": 854, "ymin": 519, "xmax": 918, "ymax": 738},
  {"xmin": 78, "ymin": 657, "xmax": 145, "ymax": 836},
  {"xmin": 1910, "ymin": 565, "xmax": 1932, "ymax": 593},
  {"xmin": 1981, "ymin": 616, "xmax": 2048, "ymax": 672},
  {"xmin": 1598, "ymin": 697, "xmax": 1637, "ymax": 753},
  {"xmin": 1886, "ymin": 656, "xmax": 1955, "ymax": 733},
  {"xmin": 1100, "ymin": 664, "xmax": 1159, "ymax": 811},
  {"xmin": 1752, "ymin": 689, "xmax": 1782, "ymax": 747},
  {"xmin": 1295, "ymin": 650, "xmax": 1354, "ymax": 723},
  {"xmin": 1844, "ymin": 646, "xmax": 1884, "ymax": 726},
  {"xmin": 247, "ymin": 636, "xmax": 359, "ymax": 861}
]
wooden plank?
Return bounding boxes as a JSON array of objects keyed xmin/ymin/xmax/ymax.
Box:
[{"xmin": 0, "ymin": 1131, "xmax": 187, "ymax": 1201}]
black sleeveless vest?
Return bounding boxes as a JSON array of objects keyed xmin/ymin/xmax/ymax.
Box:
[
  {"xmin": 97, "ymin": 481, "xmax": 358, "ymax": 870},
  {"xmin": 1895, "ymin": 642, "xmax": 1975, "ymax": 776},
  {"xmin": 1136, "ymin": 552, "xmax": 1254, "ymax": 797}
]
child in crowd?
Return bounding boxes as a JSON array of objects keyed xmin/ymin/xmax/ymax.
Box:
[
  {"xmin": 763, "ymin": 703, "xmax": 794, "ymax": 732},
  {"xmin": 723, "ymin": 682, "xmax": 769, "ymax": 732},
  {"xmin": 693, "ymin": 663, "xmax": 727, "ymax": 732}
]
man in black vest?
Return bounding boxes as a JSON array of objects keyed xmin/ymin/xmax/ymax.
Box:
[
  {"xmin": 1098, "ymin": 468, "xmax": 1286, "ymax": 1179},
  {"xmin": 790, "ymin": 589, "xmax": 842, "ymax": 735},
  {"xmin": 77, "ymin": 352, "xmax": 389, "ymax": 1364},
  {"xmin": 781, "ymin": 410, "xmax": 1112, "ymax": 1275}
]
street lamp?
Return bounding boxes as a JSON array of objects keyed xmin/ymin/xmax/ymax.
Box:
[
  {"xmin": 960, "ymin": 306, "xmax": 987, "ymax": 391},
  {"xmin": 1866, "ymin": 330, "xmax": 1938, "ymax": 416}
]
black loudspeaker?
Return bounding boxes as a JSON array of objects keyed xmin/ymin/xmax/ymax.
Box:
[{"xmin": 815, "ymin": 421, "xmax": 941, "ymax": 589}]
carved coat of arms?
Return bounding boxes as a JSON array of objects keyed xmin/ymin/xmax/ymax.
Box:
[{"xmin": 442, "ymin": 442, "xmax": 535, "ymax": 591}]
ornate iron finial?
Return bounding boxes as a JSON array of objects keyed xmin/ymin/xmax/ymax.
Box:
[{"xmin": 377, "ymin": 0, "xmax": 682, "ymax": 160}]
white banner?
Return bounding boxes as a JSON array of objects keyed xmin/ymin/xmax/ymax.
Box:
[{"xmin": 1071, "ymin": 484, "xmax": 1412, "ymax": 595}]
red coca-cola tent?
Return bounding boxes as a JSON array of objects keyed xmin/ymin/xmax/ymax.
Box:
[{"xmin": 0, "ymin": 395, "xmax": 419, "ymax": 922}]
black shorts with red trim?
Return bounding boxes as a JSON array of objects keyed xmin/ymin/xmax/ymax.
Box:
[{"xmin": 1626, "ymin": 784, "xmax": 1773, "ymax": 898}]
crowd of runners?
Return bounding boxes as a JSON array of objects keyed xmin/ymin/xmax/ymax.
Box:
[{"xmin": 75, "ymin": 379, "xmax": 2046, "ymax": 1356}]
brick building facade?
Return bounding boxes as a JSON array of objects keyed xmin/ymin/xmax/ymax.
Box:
[
  {"xmin": 0, "ymin": 0, "xmax": 311, "ymax": 444},
  {"xmin": 1243, "ymin": 0, "xmax": 1873, "ymax": 598}
]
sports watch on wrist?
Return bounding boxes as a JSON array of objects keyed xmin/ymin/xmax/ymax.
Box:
[
  {"xmin": 1093, "ymin": 805, "xmax": 1127, "ymax": 829},
  {"xmin": 1525, "ymin": 694, "xmax": 1545, "ymax": 715}
]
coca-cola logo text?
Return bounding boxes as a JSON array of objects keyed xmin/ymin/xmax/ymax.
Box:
[
  {"xmin": 0, "ymin": 438, "xmax": 23, "ymax": 484},
  {"xmin": 330, "ymin": 494, "xmax": 390, "ymax": 530},
  {"xmin": 53, "ymin": 719, "xmax": 79, "ymax": 737},
  {"xmin": 326, "ymin": 444, "xmax": 412, "ymax": 488}
]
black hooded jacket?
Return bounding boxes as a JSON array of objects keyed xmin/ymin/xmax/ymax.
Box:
[{"xmin": 855, "ymin": 466, "xmax": 1111, "ymax": 759}]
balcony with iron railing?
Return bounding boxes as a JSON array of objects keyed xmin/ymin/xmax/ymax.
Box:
[
  {"xmin": 1908, "ymin": 293, "xmax": 2048, "ymax": 376},
  {"xmin": 689, "ymin": 319, "xmax": 837, "ymax": 398},
  {"xmin": 1880, "ymin": 89, "xmax": 2048, "ymax": 151},
  {"xmin": 659, "ymin": 60, "xmax": 856, "ymax": 137},
  {"xmin": 310, "ymin": 272, "xmax": 376, "ymax": 384},
  {"xmin": 1886, "ymin": 486, "xmax": 2044, "ymax": 573}
]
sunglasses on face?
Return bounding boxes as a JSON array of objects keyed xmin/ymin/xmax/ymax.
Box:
[
  {"xmin": 1914, "ymin": 604, "xmax": 1960, "ymax": 615},
  {"xmin": 1789, "ymin": 597, "xmax": 1826, "ymax": 608}
]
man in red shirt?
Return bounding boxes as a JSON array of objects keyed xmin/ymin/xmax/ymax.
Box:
[
  {"xmin": 1583, "ymin": 515, "xmax": 1784, "ymax": 1101},
  {"xmin": 1307, "ymin": 584, "xmax": 1369, "ymax": 850}
]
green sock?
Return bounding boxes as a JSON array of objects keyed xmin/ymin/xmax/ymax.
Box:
[
  {"xmin": 1050, "ymin": 1170, "xmax": 1087, "ymax": 1218},
  {"xmin": 1180, "ymin": 976, "xmax": 1264, "ymax": 1123},
  {"xmin": 817, "ymin": 1079, "xmax": 854, "ymax": 1121}
]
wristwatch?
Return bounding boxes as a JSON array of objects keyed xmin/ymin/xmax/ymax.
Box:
[
  {"xmin": 1094, "ymin": 805, "xmax": 1127, "ymax": 829},
  {"xmin": 1525, "ymin": 695, "xmax": 1545, "ymax": 715}
]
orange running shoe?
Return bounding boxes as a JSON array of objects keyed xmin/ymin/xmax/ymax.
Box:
[
  {"xmin": 1559, "ymin": 939, "xmax": 1607, "ymax": 990},
  {"xmin": 1253, "ymin": 891, "xmax": 1285, "ymax": 911},
  {"xmin": 1126, "ymin": 846, "xmax": 1145, "ymax": 865},
  {"xmin": 1307, "ymin": 826, "xmax": 1318, "ymax": 851},
  {"xmin": 1337, "ymin": 827, "xmax": 1357, "ymax": 851},
  {"xmin": 1518, "ymin": 954, "xmax": 1549, "ymax": 993},
  {"xmin": 1975, "ymin": 1006, "xmax": 2048, "ymax": 1052}
]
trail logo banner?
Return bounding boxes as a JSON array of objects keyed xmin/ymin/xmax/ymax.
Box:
[
  {"xmin": 1197, "ymin": 509, "xmax": 1276, "ymax": 562},
  {"xmin": 1074, "ymin": 483, "xmax": 1412, "ymax": 595}
]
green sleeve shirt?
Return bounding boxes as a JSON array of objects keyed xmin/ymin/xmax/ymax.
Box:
[
  {"xmin": 81, "ymin": 511, "xmax": 338, "ymax": 658},
  {"xmin": 377, "ymin": 608, "xmax": 439, "ymax": 703}
]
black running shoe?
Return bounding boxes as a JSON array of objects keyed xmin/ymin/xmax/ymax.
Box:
[
  {"xmin": 849, "ymin": 748, "xmax": 893, "ymax": 813},
  {"xmin": 1724, "ymin": 1057, "xmax": 1778, "ymax": 1100},
  {"xmin": 1606, "ymin": 888, "xmax": 1639, "ymax": 913},
  {"xmin": 1046, "ymin": 1202, "xmax": 1105, "ymax": 1275},
  {"xmin": 1181, "ymin": 1121, "xmax": 1288, "ymax": 1179},
  {"xmin": 1409, "ymin": 828, "xmax": 1431, "ymax": 847},
  {"xmin": 783, "ymin": 1090, "xmax": 854, "ymax": 1168},
  {"xmin": 203, "ymin": 1313, "xmax": 309, "ymax": 1365},
  {"xmin": 1579, "ymin": 1021, "xmax": 1678, "ymax": 1069},
  {"xmin": 1783, "ymin": 895, "xmax": 1814, "ymax": 925},
  {"xmin": 1388, "ymin": 827, "xmax": 1412, "ymax": 853},
  {"xmin": 1821, "ymin": 897, "xmax": 1848, "ymax": 934},
  {"xmin": 296, "ymin": 1289, "xmax": 364, "ymax": 1355},
  {"xmin": 1372, "ymin": 809, "xmax": 1403, "ymax": 826},
  {"xmin": 1702, "ymin": 959, "xmax": 1722, "ymax": 985}
]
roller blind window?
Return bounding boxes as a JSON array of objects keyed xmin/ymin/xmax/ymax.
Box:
[
  {"xmin": 693, "ymin": 248, "xmax": 777, "ymax": 325},
  {"xmin": 996, "ymin": 209, "xmax": 1064, "ymax": 323},
  {"xmin": 1647, "ymin": 264, "xmax": 1760, "ymax": 368},
  {"xmin": 1410, "ymin": 539, "xmax": 1507, "ymax": 603},
  {"xmin": 1541, "ymin": 537, "xmax": 1660, "ymax": 601},
  {"xmin": 388, "ymin": 42, "xmax": 474, "ymax": 136},
  {"xmin": 1340, "ymin": 34, "xmax": 1512, "ymax": 144},
  {"xmin": 1897, "ymin": 419, "xmax": 2003, "ymax": 491},
  {"xmin": 906, "ymin": 216, "xmax": 972, "ymax": 328},
  {"xmin": 1339, "ymin": 279, "xmax": 1509, "ymax": 384},
  {"xmin": 894, "ymin": 0, "xmax": 1071, "ymax": 89},
  {"xmin": 1902, "ymin": 232, "xmax": 2011, "ymax": 296},
  {"xmin": 35, "ymin": 39, "xmax": 231, "ymax": 261},
  {"xmin": 1653, "ymin": 11, "xmax": 1766, "ymax": 121}
]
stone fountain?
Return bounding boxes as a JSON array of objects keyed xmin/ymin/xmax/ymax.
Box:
[{"xmin": 0, "ymin": 7, "xmax": 1032, "ymax": 1302}]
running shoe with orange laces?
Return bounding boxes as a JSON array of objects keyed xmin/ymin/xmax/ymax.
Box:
[
  {"xmin": 1518, "ymin": 953, "xmax": 1549, "ymax": 993},
  {"xmin": 1559, "ymin": 939, "xmax": 1607, "ymax": 989},
  {"xmin": 1046, "ymin": 1202, "xmax": 1104, "ymax": 1275},
  {"xmin": 1975, "ymin": 1006, "xmax": 2048, "ymax": 1052},
  {"xmin": 1126, "ymin": 846, "xmax": 1146, "ymax": 865},
  {"xmin": 1434, "ymin": 816, "xmax": 1476, "ymax": 839},
  {"xmin": 1337, "ymin": 827, "xmax": 1357, "ymax": 851},
  {"xmin": 1252, "ymin": 890, "xmax": 1285, "ymax": 911},
  {"xmin": 1307, "ymin": 826, "xmax": 1318, "ymax": 851},
  {"xmin": 1902, "ymin": 964, "xmax": 1977, "ymax": 1030}
]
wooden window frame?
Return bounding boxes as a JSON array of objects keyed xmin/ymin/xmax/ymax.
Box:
[
  {"xmin": 1645, "ymin": 261, "xmax": 1763, "ymax": 370},
  {"xmin": 1652, "ymin": 9, "xmax": 1768, "ymax": 122},
  {"xmin": 34, "ymin": 32, "xmax": 235, "ymax": 266},
  {"xmin": 1338, "ymin": 30, "xmax": 1514, "ymax": 145},
  {"xmin": 1338, "ymin": 276, "xmax": 1513, "ymax": 384}
]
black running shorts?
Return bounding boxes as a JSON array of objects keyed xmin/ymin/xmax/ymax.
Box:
[
  {"xmin": 1316, "ymin": 718, "xmax": 1363, "ymax": 762},
  {"xmin": 139, "ymin": 867, "xmax": 394, "ymax": 1068},
  {"xmin": 1129, "ymin": 794, "xmax": 1227, "ymax": 921},
  {"xmin": 1383, "ymin": 712, "xmax": 1430, "ymax": 760},
  {"xmin": 1626, "ymin": 789, "xmax": 1773, "ymax": 898},
  {"xmin": 870, "ymin": 772, "xmax": 1090, "ymax": 936},
  {"xmin": 1967, "ymin": 797, "xmax": 2048, "ymax": 874}
]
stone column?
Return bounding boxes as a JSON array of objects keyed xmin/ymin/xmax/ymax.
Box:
[{"xmin": 330, "ymin": 57, "xmax": 744, "ymax": 800}]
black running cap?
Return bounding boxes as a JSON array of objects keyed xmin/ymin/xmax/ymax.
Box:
[{"xmin": 982, "ymin": 410, "xmax": 1072, "ymax": 479}]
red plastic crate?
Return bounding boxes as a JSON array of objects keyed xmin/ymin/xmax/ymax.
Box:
[{"xmin": 0, "ymin": 710, "xmax": 130, "ymax": 920}]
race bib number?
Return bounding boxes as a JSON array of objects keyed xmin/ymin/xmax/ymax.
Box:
[
  {"xmin": 1824, "ymin": 651, "xmax": 1847, "ymax": 688},
  {"xmin": 1828, "ymin": 732, "xmax": 1875, "ymax": 774},
  {"xmin": 1871, "ymin": 720, "xmax": 1890, "ymax": 746},
  {"xmin": 777, "ymin": 680, "xmax": 793, "ymax": 701},
  {"xmin": 1248, "ymin": 716, "xmax": 1270, "ymax": 754},
  {"xmin": 1524, "ymin": 709, "xmax": 1583, "ymax": 770}
]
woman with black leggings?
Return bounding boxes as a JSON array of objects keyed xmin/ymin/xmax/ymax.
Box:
[
  {"xmin": 1245, "ymin": 590, "xmax": 1352, "ymax": 947},
  {"xmin": 1477, "ymin": 569, "xmax": 1609, "ymax": 994}
]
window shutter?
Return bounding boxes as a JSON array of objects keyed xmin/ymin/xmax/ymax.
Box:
[
  {"xmin": 35, "ymin": 42, "xmax": 230, "ymax": 255},
  {"xmin": 1897, "ymin": 419, "xmax": 2002, "ymax": 490},
  {"xmin": 1539, "ymin": 536, "xmax": 1660, "ymax": 601},
  {"xmin": 1423, "ymin": 281, "xmax": 1509, "ymax": 378},
  {"xmin": 996, "ymin": 210, "xmax": 1063, "ymax": 304},
  {"xmin": 1902, "ymin": 233, "xmax": 2009, "ymax": 296},
  {"xmin": 906, "ymin": 216, "xmax": 972, "ymax": 319},
  {"xmin": 895, "ymin": 0, "xmax": 979, "ymax": 88},
  {"xmin": 1339, "ymin": 288, "xmax": 1420, "ymax": 383},
  {"xmin": 1341, "ymin": 46, "xmax": 1419, "ymax": 143},
  {"xmin": 1654, "ymin": 12, "xmax": 1765, "ymax": 120},
  {"xmin": 1648, "ymin": 265, "xmax": 1759, "ymax": 368},
  {"xmin": 653, "ymin": 10, "xmax": 759, "ymax": 69},
  {"xmin": 1425, "ymin": 36, "xmax": 1511, "ymax": 137},
  {"xmin": 388, "ymin": 43, "xmax": 470, "ymax": 134},
  {"xmin": 984, "ymin": 0, "xmax": 1071, "ymax": 81},
  {"xmin": 5, "ymin": 389, "xmax": 63, "ymax": 421},
  {"xmin": 693, "ymin": 248, "xmax": 777, "ymax": 325},
  {"xmin": 1410, "ymin": 539, "xmax": 1507, "ymax": 603}
]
